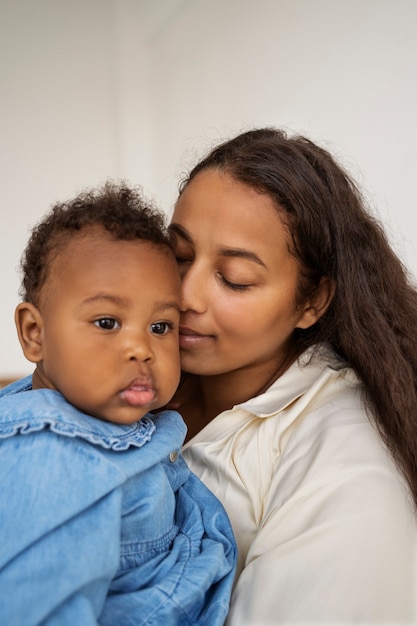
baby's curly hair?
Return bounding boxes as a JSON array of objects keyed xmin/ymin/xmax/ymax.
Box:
[{"xmin": 20, "ymin": 181, "xmax": 171, "ymax": 305}]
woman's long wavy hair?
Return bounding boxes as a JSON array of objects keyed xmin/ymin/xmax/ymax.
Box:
[{"xmin": 179, "ymin": 127, "xmax": 417, "ymax": 509}]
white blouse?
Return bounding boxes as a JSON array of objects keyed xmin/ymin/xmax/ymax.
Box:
[{"xmin": 182, "ymin": 346, "xmax": 417, "ymax": 625}]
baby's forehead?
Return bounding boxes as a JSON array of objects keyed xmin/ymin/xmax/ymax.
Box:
[
  {"xmin": 47, "ymin": 227, "xmax": 176, "ymax": 279},
  {"xmin": 42, "ymin": 228, "xmax": 130, "ymax": 282},
  {"xmin": 39, "ymin": 232, "xmax": 179, "ymax": 307},
  {"xmin": 50, "ymin": 225, "xmax": 165, "ymax": 259}
]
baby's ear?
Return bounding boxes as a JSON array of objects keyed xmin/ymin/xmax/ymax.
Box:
[
  {"xmin": 15, "ymin": 302, "xmax": 44, "ymax": 363},
  {"xmin": 296, "ymin": 277, "xmax": 335, "ymax": 330}
]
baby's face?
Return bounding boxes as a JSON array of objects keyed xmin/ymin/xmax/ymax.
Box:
[{"xmin": 33, "ymin": 226, "xmax": 181, "ymax": 424}]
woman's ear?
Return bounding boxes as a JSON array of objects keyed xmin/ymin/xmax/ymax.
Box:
[
  {"xmin": 15, "ymin": 302, "xmax": 44, "ymax": 363},
  {"xmin": 296, "ymin": 277, "xmax": 335, "ymax": 330}
]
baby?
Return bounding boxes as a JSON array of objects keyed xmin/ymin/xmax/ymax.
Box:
[{"xmin": 0, "ymin": 182, "xmax": 236, "ymax": 626}]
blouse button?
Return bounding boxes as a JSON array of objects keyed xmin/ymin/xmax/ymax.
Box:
[{"xmin": 169, "ymin": 450, "xmax": 178, "ymax": 463}]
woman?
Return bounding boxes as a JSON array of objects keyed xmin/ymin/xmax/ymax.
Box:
[{"xmin": 168, "ymin": 128, "xmax": 417, "ymax": 625}]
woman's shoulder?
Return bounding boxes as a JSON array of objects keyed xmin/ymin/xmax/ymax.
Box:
[{"xmin": 268, "ymin": 350, "xmax": 409, "ymax": 509}]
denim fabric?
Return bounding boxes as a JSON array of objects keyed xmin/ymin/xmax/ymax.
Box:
[{"xmin": 0, "ymin": 377, "xmax": 236, "ymax": 626}]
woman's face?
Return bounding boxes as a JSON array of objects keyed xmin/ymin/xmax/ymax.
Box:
[{"xmin": 169, "ymin": 169, "xmax": 316, "ymax": 379}]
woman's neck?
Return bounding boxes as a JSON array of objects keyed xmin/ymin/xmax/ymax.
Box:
[{"xmin": 179, "ymin": 356, "xmax": 296, "ymax": 441}]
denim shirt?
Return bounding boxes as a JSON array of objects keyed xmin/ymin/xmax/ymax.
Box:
[{"xmin": 0, "ymin": 377, "xmax": 237, "ymax": 626}]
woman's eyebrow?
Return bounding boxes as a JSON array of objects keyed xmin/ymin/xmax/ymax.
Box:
[
  {"xmin": 170, "ymin": 223, "xmax": 266, "ymax": 268},
  {"xmin": 220, "ymin": 248, "xmax": 266, "ymax": 268},
  {"xmin": 169, "ymin": 223, "xmax": 192, "ymax": 243}
]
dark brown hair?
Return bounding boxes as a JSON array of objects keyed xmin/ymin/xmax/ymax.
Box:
[
  {"xmin": 20, "ymin": 181, "xmax": 171, "ymax": 305},
  {"xmin": 180, "ymin": 127, "xmax": 417, "ymax": 508}
]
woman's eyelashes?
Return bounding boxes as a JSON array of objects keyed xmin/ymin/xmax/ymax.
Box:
[
  {"xmin": 175, "ymin": 255, "xmax": 192, "ymax": 265},
  {"xmin": 219, "ymin": 274, "xmax": 252, "ymax": 291},
  {"xmin": 172, "ymin": 240, "xmax": 253, "ymax": 291}
]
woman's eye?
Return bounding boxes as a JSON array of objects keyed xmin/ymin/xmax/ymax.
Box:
[
  {"xmin": 220, "ymin": 275, "xmax": 252, "ymax": 292},
  {"xmin": 151, "ymin": 322, "xmax": 172, "ymax": 335},
  {"xmin": 94, "ymin": 318, "xmax": 120, "ymax": 330},
  {"xmin": 175, "ymin": 255, "xmax": 192, "ymax": 265},
  {"xmin": 172, "ymin": 243, "xmax": 193, "ymax": 266}
]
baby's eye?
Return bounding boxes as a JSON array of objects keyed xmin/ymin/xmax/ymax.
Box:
[
  {"xmin": 151, "ymin": 322, "xmax": 172, "ymax": 335},
  {"xmin": 94, "ymin": 318, "xmax": 120, "ymax": 330}
]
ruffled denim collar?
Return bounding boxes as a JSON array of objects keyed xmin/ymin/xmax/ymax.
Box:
[{"xmin": 0, "ymin": 375, "xmax": 155, "ymax": 451}]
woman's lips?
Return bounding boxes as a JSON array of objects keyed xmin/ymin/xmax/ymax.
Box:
[
  {"xmin": 120, "ymin": 378, "xmax": 156, "ymax": 407},
  {"xmin": 179, "ymin": 326, "xmax": 214, "ymax": 349}
]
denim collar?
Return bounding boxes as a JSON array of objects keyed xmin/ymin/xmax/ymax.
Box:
[{"xmin": 0, "ymin": 375, "xmax": 156, "ymax": 451}]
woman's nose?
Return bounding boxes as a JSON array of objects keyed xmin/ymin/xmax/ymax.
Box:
[{"xmin": 180, "ymin": 264, "xmax": 207, "ymax": 313}]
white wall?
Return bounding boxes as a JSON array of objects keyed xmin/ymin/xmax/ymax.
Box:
[
  {"xmin": 1, "ymin": 0, "xmax": 417, "ymax": 378},
  {"xmin": 138, "ymin": 0, "xmax": 417, "ymax": 227},
  {"xmin": 0, "ymin": 0, "xmax": 133, "ymax": 377}
]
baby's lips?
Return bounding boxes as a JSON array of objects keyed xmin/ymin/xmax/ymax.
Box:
[{"xmin": 121, "ymin": 378, "xmax": 156, "ymax": 407}]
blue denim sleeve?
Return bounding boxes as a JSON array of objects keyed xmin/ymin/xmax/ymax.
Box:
[{"xmin": 0, "ymin": 431, "xmax": 124, "ymax": 625}]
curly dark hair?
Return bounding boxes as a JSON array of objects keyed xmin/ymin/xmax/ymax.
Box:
[
  {"xmin": 20, "ymin": 181, "xmax": 171, "ymax": 305},
  {"xmin": 179, "ymin": 127, "xmax": 417, "ymax": 509}
]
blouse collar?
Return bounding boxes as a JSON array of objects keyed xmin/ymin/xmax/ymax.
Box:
[{"xmin": 237, "ymin": 344, "xmax": 345, "ymax": 418}]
